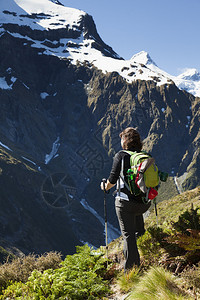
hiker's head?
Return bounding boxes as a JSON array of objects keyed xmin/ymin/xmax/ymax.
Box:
[{"xmin": 119, "ymin": 127, "xmax": 143, "ymax": 151}]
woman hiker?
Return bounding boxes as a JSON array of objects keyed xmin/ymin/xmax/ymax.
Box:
[{"xmin": 100, "ymin": 127, "xmax": 151, "ymax": 272}]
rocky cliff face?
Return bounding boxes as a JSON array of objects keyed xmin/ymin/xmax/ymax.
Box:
[
  {"xmin": 0, "ymin": 0, "xmax": 199, "ymax": 257},
  {"xmin": 86, "ymin": 71, "xmax": 200, "ymax": 187}
]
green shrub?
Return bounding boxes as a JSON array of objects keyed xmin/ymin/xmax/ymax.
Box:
[
  {"xmin": 164, "ymin": 205, "xmax": 200, "ymax": 264},
  {"xmin": 172, "ymin": 205, "xmax": 200, "ymax": 234},
  {"xmin": 0, "ymin": 245, "xmax": 111, "ymax": 300},
  {"xmin": 137, "ymin": 226, "xmax": 165, "ymax": 263},
  {"xmin": 0, "ymin": 282, "xmax": 28, "ymax": 299}
]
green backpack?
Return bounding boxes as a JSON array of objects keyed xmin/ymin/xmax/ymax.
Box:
[{"xmin": 124, "ymin": 151, "xmax": 160, "ymax": 200}]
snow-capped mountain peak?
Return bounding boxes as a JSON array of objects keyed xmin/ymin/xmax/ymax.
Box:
[
  {"xmin": 0, "ymin": 0, "xmax": 119, "ymax": 60},
  {"xmin": 177, "ymin": 68, "xmax": 200, "ymax": 82},
  {"xmin": 0, "ymin": 0, "xmax": 86, "ymax": 31},
  {"xmin": 130, "ymin": 51, "xmax": 157, "ymax": 67},
  {"xmin": 171, "ymin": 68, "xmax": 200, "ymax": 97}
]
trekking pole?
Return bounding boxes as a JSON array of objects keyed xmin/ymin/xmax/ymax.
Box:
[
  {"xmin": 154, "ymin": 198, "xmax": 159, "ymax": 226},
  {"xmin": 102, "ymin": 178, "xmax": 108, "ymax": 264}
]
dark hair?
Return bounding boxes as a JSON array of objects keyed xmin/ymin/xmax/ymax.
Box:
[{"xmin": 119, "ymin": 127, "xmax": 143, "ymax": 151}]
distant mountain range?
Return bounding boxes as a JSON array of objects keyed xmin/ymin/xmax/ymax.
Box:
[{"xmin": 0, "ymin": 0, "xmax": 199, "ymax": 257}]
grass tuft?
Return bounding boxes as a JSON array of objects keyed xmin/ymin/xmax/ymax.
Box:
[
  {"xmin": 127, "ymin": 266, "xmax": 193, "ymax": 300},
  {"xmin": 117, "ymin": 266, "xmax": 141, "ymax": 293}
]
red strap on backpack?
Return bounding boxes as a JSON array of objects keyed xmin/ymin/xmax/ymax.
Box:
[{"xmin": 135, "ymin": 162, "xmax": 142, "ymax": 188}]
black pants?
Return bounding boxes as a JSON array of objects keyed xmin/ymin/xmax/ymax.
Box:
[{"xmin": 115, "ymin": 197, "xmax": 150, "ymax": 271}]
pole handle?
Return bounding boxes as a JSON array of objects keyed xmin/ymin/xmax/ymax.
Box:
[{"xmin": 102, "ymin": 178, "xmax": 107, "ymax": 192}]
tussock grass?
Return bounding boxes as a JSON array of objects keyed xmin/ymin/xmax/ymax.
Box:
[
  {"xmin": 127, "ymin": 266, "xmax": 193, "ymax": 300},
  {"xmin": 181, "ymin": 263, "xmax": 200, "ymax": 297},
  {"xmin": 117, "ymin": 266, "xmax": 141, "ymax": 293},
  {"xmin": 0, "ymin": 251, "xmax": 62, "ymax": 291}
]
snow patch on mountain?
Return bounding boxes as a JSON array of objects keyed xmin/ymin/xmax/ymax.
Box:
[
  {"xmin": 0, "ymin": 141, "xmax": 12, "ymax": 151},
  {"xmin": 0, "ymin": 76, "xmax": 16, "ymax": 90},
  {"xmin": 21, "ymin": 156, "xmax": 37, "ymax": 165},
  {"xmin": 45, "ymin": 137, "xmax": 60, "ymax": 164},
  {"xmin": 0, "ymin": 77, "xmax": 12, "ymax": 89}
]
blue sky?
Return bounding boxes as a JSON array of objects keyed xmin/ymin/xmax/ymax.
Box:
[{"xmin": 61, "ymin": 0, "xmax": 200, "ymax": 76}]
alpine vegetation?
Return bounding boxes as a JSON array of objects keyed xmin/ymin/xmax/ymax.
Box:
[{"xmin": 0, "ymin": 0, "xmax": 199, "ymax": 279}]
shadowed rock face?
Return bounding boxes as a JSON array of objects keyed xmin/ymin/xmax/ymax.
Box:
[{"xmin": 0, "ymin": 3, "xmax": 199, "ymax": 258}]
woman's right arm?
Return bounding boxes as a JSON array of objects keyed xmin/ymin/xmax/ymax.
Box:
[{"xmin": 108, "ymin": 152, "xmax": 122, "ymax": 185}]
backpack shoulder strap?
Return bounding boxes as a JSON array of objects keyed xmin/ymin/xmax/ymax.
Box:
[
  {"xmin": 116, "ymin": 152, "xmax": 131, "ymax": 195},
  {"xmin": 120, "ymin": 150, "xmax": 149, "ymax": 167},
  {"xmin": 121, "ymin": 150, "xmax": 136, "ymax": 156},
  {"xmin": 127, "ymin": 151, "xmax": 150, "ymax": 167}
]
